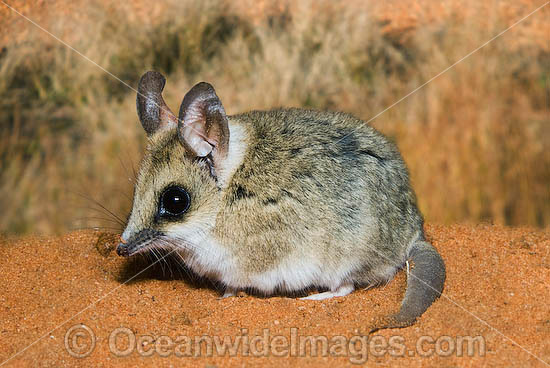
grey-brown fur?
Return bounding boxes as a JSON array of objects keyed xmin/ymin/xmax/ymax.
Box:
[
  {"xmin": 118, "ymin": 71, "xmax": 446, "ymax": 331},
  {"xmin": 219, "ymin": 109, "xmax": 419, "ymax": 276}
]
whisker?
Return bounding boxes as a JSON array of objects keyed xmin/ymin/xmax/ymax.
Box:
[
  {"xmin": 152, "ymin": 248, "xmax": 168, "ymax": 277},
  {"xmin": 120, "ymin": 135, "xmax": 139, "ymax": 182},
  {"xmin": 74, "ymin": 216, "xmax": 123, "ymax": 226},
  {"xmin": 156, "ymin": 238, "xmax": 198, "ymax": 281},
  {"xmin": 118, "ymin": 155, "xmax": 135, "ymax": 185},
  {"xmin": 71, "ymin": 207, "xmax": 128, "ymax": 233},
  {"xmin": 69, "ymin": 225, "xmax": 122, "ymax": 232},
  {"xmin": 68, "ymin": 190, "xmax": 126, "ymax": 226}
]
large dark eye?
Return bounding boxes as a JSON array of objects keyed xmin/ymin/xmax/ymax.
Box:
[{"xmin": 159, "ymin": 186, "xmax": 191, "ymax": 218}]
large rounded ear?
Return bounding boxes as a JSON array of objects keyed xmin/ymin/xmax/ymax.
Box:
[
  {"xmin": 136, "ymin": 71, "xmax": 178, "ymax": 136},
  {"xmin": 177, "ymin": 82, "xmax": 230, "ymax": 162}
]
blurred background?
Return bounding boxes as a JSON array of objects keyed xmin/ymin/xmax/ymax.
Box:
[{"xmin": 0, "ymin": 0, "xmax": 548, "ymax": 235}]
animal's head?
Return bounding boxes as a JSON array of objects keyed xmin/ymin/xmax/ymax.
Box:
[{"xmin": 117, "ymin": 71, "xmax": 231, "ymax": 258}]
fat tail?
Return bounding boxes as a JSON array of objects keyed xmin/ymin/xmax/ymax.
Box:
[{"xmin": 370, "ymin": 240, "xmax": 446, "ymax": 333}]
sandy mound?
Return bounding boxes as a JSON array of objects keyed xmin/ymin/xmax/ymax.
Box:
[{"xmin": 0, "ymin": 224, "xmax": 549, "ymax": 366}]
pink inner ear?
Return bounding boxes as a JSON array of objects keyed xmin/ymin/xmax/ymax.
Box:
[
  {"xmin": 180, "ymin": 100, "xmax": 214, "ymax": 157},
  {"xmin": 177, "ymin": 82, "xmax": 229, "ymax": 162},
  {"xmin": 182, "ymin": 125, "xmax": 213, "ymax": 157}
]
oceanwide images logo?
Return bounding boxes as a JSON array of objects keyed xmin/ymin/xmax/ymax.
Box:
[{"xmin": 64, "ymin": 324, "xmax": 486, "ymax": 363}]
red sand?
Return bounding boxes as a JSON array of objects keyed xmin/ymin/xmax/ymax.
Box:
[{"xmin": 0, "ymin": 224, "xmax": 549, "ymax": 367}]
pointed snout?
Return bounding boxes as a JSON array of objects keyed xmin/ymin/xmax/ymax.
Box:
[{"xmin": 115, "ymin": 229, "xmax": 161, "ymax": 257}]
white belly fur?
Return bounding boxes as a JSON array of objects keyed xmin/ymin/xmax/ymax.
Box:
[{"xmin": 175, "ymin": 230, "xmax": 365, "ymax": 294}]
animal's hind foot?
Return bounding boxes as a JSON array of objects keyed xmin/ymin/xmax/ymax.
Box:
[{"xmin": 299, "ymin": 283, "xmax": 354, "ymax": 300}]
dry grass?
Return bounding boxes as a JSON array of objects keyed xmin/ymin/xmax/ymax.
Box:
[{"xmin": 0, "ymin": 0, "xmax": 548, "ymax": 235}]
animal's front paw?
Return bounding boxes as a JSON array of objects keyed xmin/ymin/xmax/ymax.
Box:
[{"xmin": 220, "ymin": 287, "xmax": 237, "ymax": 299}]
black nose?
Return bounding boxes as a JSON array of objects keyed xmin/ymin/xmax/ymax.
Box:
[{"xmin": 116, "ymin": 243, "xmax": 129, "ymax": 257}]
